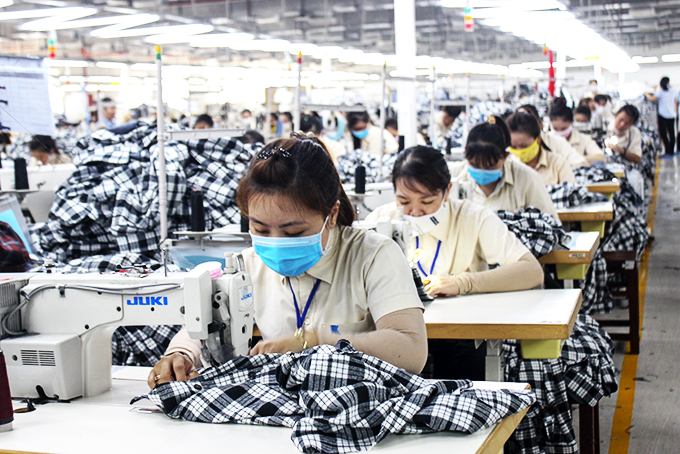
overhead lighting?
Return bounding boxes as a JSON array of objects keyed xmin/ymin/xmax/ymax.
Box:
[
  {"xmin": 0, "ymin": 6, "xmax": 95, "ymax": 22},
  {"xmin": 228, "ymin": 39, "xmax": 291, "ymax": 52},
  {"xmin": 87, "ymin": 14, "xmax": 161, "ymax": 38},
  {"xmin": 0, "ymin": 0, "xmax": 14, "ymax": 8},
  {"xmin": 441, "ymin": 0, "xmax": 564, "ymax": 8},
  {"xmin": 130, "ymin": 63, "xmax": 157, "ymax": 71},
  {"xmin": 189, "ymin": 32, "xmax": 254, "ymax": 48},
  {"xmin": 96, "ymin": 61, "xmax": 128, "ymax": 69},
  {"xmin": 93, "ymin": 23, "xmax": 211, "ymax": 39},
  {"xmin": 632, "ymin": 56, "xmax": 658, "ymax": 64},
  {"xmin": 48, "ymin": 59, "xmax": 88, "ymax": 67},
  {"xmin": 661, "ymin": 54, "xmax": 680, "ymax": 62}
]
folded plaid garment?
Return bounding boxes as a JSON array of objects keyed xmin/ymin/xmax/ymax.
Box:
[
  {"xmin": 546, "ymin": 182, "xmax": 610, "ymax": 209},
  {"xmin": 503, "ymin": 315, "xmax": 617, "ymax": 454},
  {"xmin": 496, "ymin": 207, "xmax": 568, "ymax": 258},
  {"xmin": 137, "ymin": 341, "xmax": 536, "ymax": 454},
  {"xmin": 336, "ymin": 151, "xmax": 397, "ymax": 184}
]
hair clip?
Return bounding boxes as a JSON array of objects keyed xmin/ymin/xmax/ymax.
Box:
[
  {"xmin": 291, "ymin": 131, "xmax": 316, "ymax": 139},
  {"xmin": 258, "ymin": 147, "xmax": 291, "ymax": 160},
  {"xmin": 487, "ymin": 116, "xmax": 496, "ymax": 125}
]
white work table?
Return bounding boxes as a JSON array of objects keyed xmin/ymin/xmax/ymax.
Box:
[
  {"xmin": 0, "ymin": 368, "xmax": 530, "ymax": 454},
  {"xmin": 424, "ymin": 289, "xmax": 582, "ymax": 380},
  {"xmin": 539, "ymin": 231, "xmax": 601, "ymax": 281}
]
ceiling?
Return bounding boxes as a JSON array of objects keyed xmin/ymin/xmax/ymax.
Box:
[{"xmin": 2, "ymin": 0, "xmax": 680, "ymax": 70}]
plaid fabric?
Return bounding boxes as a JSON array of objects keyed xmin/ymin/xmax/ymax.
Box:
[
  {"xmin": 336, "ymin": 151, "xmax": 397, "ymax": 184},
  {"xmin": 503, "ymin": 315, "xmax": 617, "ymax": 454},
  {"xmin": 572, "ymin": 166, "xmax": 618, "ymax": 185},
  {"xmin": 0, "ymin": 221, "xmax": 30, "ymax": 272},
  {"xmin": 579, "ymin": 250, "xmax": 614, "ymax": 315},
  {"xmin": 495, "ymin": 207, "xmax": 568, "ymax": 258},
  {"xmin": 28, "ymin": 123, "xmax": 259, "ymax": 270},
  {"xmin": 602, "ymin": 178, "xmax": 650, "ymax": 260},
  {"xmin": 546, "ymin": 183, "xmax": 610, "ymax": 209},
  {"xmin": 138, "ymin": 341, "xmax": 536, "ymax": 454},
  {"xmin": 442, "ymin": 101, "xmax": 514, "ymax": 149},
  {"xmin": 111, "ymin": 324, "xmax": 183, "ymax": 367}
]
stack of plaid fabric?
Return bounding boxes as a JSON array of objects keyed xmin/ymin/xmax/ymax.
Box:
[
  {"xmin": 496, "ymin": 207, "xmax": 568, "ymax": 259},
  {"xmin": 138, "ymin": 341, "xmax": 536, "ymax": 454}
]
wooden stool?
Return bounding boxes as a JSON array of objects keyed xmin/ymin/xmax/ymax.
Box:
[
  {"xmin": 571, "ymin": 399, "xmax": 601, "ymax": 454},
  {"xmin": 597, "ymin": 251, "xmax": 640, "ymax": 355}
]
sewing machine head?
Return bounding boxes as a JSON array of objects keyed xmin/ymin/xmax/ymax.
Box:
[{"xmin": 0, "ymin": 254, "xmax": 254, "ymax": 400}]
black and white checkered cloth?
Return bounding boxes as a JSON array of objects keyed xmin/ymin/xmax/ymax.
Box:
[
  {"xmin": 579, "ymin": 250, "xmax": 614, "ymax": 315},
  {"xmin": 336, "ymin": 151, "xmax": 397, "ymax": 184},
  {"xmin": 495, "ymin": 207, "xmax": 568, "ymax": 259},
  {"xmin": 601, "ymin": 178, "xmax": 650, "ymax": 260},
  {"xmin": 546, "ymin": 183, "xmax": 610, "ymax": 209},
  {"xmin": 572, "ymin": 166, "xmax": 618, "ymax": 185},
  {"xmin": 137, "ymin": 341, "xmax": 536, "ymax": 454},
  {"xmin": 112, "ymin": 324, "xmax": 182, "ymax": 367},
  {"xmin": 503, "ymin": 315, "xmax": 617, "ymax": 454}
]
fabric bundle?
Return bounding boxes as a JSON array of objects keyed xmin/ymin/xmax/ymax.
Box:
[
  {"xmin": 138, "ymin": 341, "xmax": 536, "ymax": 454},
  {"xmin": 546, "ymin": 182, "xmax": 610, "ymax": 209},
  {"xmin": 443, "ymin": 100, "xmax": 514, "ymax": 148},
  {"xmin": 336, "ymin": 151, "xmax": 397, "ymax": 185},
  {"xmin": 496, "ymin": 207, "xmax": 568, "ymax": 259},
  {"xmin": 503, "ymin": 315, "xmax": 617, "ymax": 454},
  {"xmin": 29, "ymin": 122, "xmax": 258, "ymax": 270}
]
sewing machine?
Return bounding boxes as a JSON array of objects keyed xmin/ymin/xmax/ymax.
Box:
[
  {"xmin": 0, "ymin": 254, "xmax": 254, "ymax": 400},
  {"xmin": 354, "ymin": 211, "xmax": 412, "ymax": 255}
]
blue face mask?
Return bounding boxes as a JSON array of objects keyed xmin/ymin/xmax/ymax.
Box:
[
  {"xmin": 468, "ymin": 166, "xmax": 503, "ymax": 186},
  {"xmin": 352, "ymin": 129, "xmax": 369, "ymax": 139},
  {"xmin": 249, "ymin": 218, "xmax": 329, "ymax": 277}
]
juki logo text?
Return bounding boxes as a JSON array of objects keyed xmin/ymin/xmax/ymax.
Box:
[{"xmin": 126, "ymin": 296, "xmax": 169, "ymax": 306}]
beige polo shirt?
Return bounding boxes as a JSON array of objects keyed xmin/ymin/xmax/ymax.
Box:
[
  {"xmin": 563, "ymin": 129, "xmax": 606, "ymax": 164},
  {"xmin": 542, "ymin": 132, "xmax": 588, "ymax": 169},
  {"xmin": 510, "ymin": 147, "xmax": 575, "ymax": 186},
  {"xmin": 449, "ymin": 159, "xmax": 561, "ymax": 222},
  {"xmin": 344, "ymin": 125, "xmax": 399, "ymax": 155},
  {"xmin": 367, "ymin": 199, "xmax": 530, "ymax": 277},
  {"xmin": 608, "ymin": 124, "xmax": 642, "ymax": 158},
  {"xmin": 242, "ymin": 225, "xmax": 423, "ymax": 340}
]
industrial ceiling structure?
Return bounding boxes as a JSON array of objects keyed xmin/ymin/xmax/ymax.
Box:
[{"xmin": 1, "ymin": 0, "xmax": 680, "ymax": 74}]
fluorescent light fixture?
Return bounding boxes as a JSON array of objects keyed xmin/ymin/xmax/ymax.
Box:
[
  {"xmin": 94, "ymin": 23, "xmax": 211, "ymax": 39},
  {"xmin": 228, "ymin": 39, "xmax": 291, "ymax": 52},
  {"xmin": 20, "ymin": 11, "xmax": 159, "ymax": 31},
  {"xmin": 87, "ymin": 14, "xmax": 162, "ymax": 38},
  {"xmin": 0, "ymin": 6, "xmax": 93, "ymax": 22},
  {"xmin": 0, "ymin": 0, "xmax": 14, "ymax": 8},
  {"xmin": 189, "ymin": 32, "xmax": 254, "ymax": 48},
  {"xmin": 288, "ymin": 42, "xmax": 319, "ymax": 56},
  {"xmin": 48, "ymin": 59, "xmax": 88, "ymax": 67},
  {"xmin": 58, "ymin": 75, "xmax": 85, "ymax": 82},
  {"xmin": 632, "ymin": 56, "xmax": 658, "ymax": 64},
  {"xmin": 130, "ymin": 63, "xmax": 157, "ymax": 71},
  {"xmin": 96, "ymin": 61, "xmax": 128, "ymax": 69},
  {"xmin": 188, "ymin": 77, "xmax": 206, "ymax": 85},
  {"xmin": 661, "ymin": 54, "xmax": 680, "ymax": 62}
]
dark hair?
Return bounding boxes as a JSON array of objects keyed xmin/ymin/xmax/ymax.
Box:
[
  {"xmin": 236, "ymin": 137, "xmax": 354, "ymax": 226},
  {"xmin": 616, "ymin": 104, "xmax": 640, "ymax": 124},
  {"xmin": 517, "ymin": 104, "xmax": 540, "ymax": 120},
  {"xmin": 300, "ymin": 114, "xmax": 324, "ymax": 135},
  {"xmin": 549, "ymin": 98, "xmax": 573, "ymax": 123},
  {"xmin": 574, "ymin": 105, "xmax": 592, "ymax": 121},
  {"xmin": 241, "ymin": 109, "xmax": 251, "ymax": 115},
  {"xmin": 464, "ymin": 115, "xmax": 511, "ymax": 168},
  {"xmin": 443, "ymin": 106, "xmax": 463, "ymax": 119},
  {"xmin": 269, "ymin": 112, "xmax": 279, "ymax": 121},
  {"xmin": 280, "ymin": 112, "xmax": 293, "ymax": 122},
  {"xmin": 239, "ymin": 130, "xmax": 265, "ymax": 145},
  {"xmin": 347, "ymin": 111, "xmax": 370, "ymax": 129},
  {"xmin": 384, "ymin": 118, "xmax": 398, "ymax": 130},
  {"xmin": 589, "ymin": 79, "xmax": 597, "ymax": 85},
  {"xmin": 593, "ymin": 94, "xmax": 608, "ymax": 104},
  {"xmin": 392, "ymin": 146, "xmax": 450, "ymax": 195},
  {"xmin": 194, "ymin": 113, "xmax": 213, "ymax": 127},
  {"xmin": 660, "ymin": 77, "xmax": 670, "ymax": 91},
  {"xmin": 578, "ymin": 97, "xmax": 593, "ymax": 109},
  {"xmin": 0, "ymin": 132, "xmax": 10, "ymax": 146},
  {"xmin": 101, "ymin": 97, "xmax": 113, "ymax": 104},
  {"xmin": 507, "ymin": 111, "xmax": 552, "ymax": 152},
  {"xmin": 28, "ymin": 135, "xmax": 58, "ymax": 154}
]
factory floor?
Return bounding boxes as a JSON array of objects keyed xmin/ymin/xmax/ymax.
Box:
[{"xmin": 585, "ymin": 156, "xmax": 680, "ymax": 454}]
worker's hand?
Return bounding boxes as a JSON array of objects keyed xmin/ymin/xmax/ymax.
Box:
[
  {"xmin": 250, "ymin": 331, "xmax": 318, "ymax": 355},
  {"xmin": 610, "ymin": 144, "xmax": 624, "ymax": 154},
  {"xmin": 147, "ymin": 352, "xmax": 198, "ymax": 389},
  {"xmin": 423, "ymin": 275, "xmax": 461, "ymax": 297}
]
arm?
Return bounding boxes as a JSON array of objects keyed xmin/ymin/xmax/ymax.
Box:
[
  {"xmin": 622, "ymin": 129, "xmax": 643, "ymax": 163},
  {"xmin": 584, "ymin": 138, "xmax": 606, "ymax": 164},
  {"xmin": 644, "ymin": 92, "xmax": 658, "ymax": 102}
]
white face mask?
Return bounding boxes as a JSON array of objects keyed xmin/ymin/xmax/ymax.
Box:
[
  {"xmin": 404, "ymin": 199, "xmax": 448, "ymax": 235},
  {"xmin": 589, "ymin": 83, "xmax": 598, "ymax": 91}
]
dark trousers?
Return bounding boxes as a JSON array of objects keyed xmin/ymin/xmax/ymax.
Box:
[
  {"xmin": 424, "ymin": 339, "xmax": 487, "ymax": 380},
  {"xmin": 658, "ymin": 115, "xmax": 676, "ymax": 155}
]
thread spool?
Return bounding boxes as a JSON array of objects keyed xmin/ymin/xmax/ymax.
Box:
[
  {"xmin": 355, "ymin": 165, "xmax": 366, "ymax": 195},
  {"xmin": 190, "ymin": 189, "xmax": 206, "ymax": 232},
  {"xmin": 0, "ymin": 350, "xmax": 14, "ymax": 432},
  {"xmin": 398, "ymin": 136, "xmax": 405, "ymax": 152},
  {"xmin": 445, "ymin": 137, "xmax": 452, "ymax": 155},
  {"xmin": 13, "ymin": 158, "xmax": 28, "ymax": 190},
  {"xmin": 240, "ymin": 215, "xmax": 249, "ymax": 233}
]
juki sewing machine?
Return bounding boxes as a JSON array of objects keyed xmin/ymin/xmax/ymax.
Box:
[{"xmin": 0, "ymin": 253, "xmax": 254, "ymax": 400}]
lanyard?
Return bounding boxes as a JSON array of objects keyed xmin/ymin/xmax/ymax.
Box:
[
  {"xmin": 288, "ymin": 278, "xmax": 321, "ymax": 329},
  {"xmin": 415, "ymin": 237, "xmax": 442, "ymax": 277}
]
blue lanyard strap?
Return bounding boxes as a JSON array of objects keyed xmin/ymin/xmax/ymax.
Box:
[
  {"xmin": 415, "ymin": 237, "xmax": 442, "ymax": 277},
  {"xmin": 288, "ymin": 278, "xmax": 322, "ymax": 329}
]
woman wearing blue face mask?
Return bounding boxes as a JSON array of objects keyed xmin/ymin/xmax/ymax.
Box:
[
  {"xmin": 367, "ymin": 144, "xmax": 543, "ymax": 298},
  {"xmin": 449, "ymin": 116, "xmax": 560, "ymax": 223},
  {"xmin": 151, "ymin": 134, "xmax": 427, "ymax": 386},
  {"xmin": 345, "ymin": 111, "xmax": 399, "ymax": 156}
]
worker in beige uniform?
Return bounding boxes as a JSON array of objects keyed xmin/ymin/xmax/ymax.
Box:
[
  {"xmin": 344, "ymin": 111, "xmax": 399, "ymax": 156},
  {"xmin": 367, "ymin": 143, "xmax": 543, "ymax": 379},
  {"xmin": 605, "ymin": 105, "xmax": 642, "ymax": 164},
  {"xmin": 448, "ymin": 117, "xmax": 560, "ymax": 223},
  {"xmin": 149, "ymin": 134, "xmax": 428, "ymax": 387},
  {"xmin": 548, "ymin": 98, "xmax": 605, "ymax": 165},
  {"xmin": 506, "ymin": 111, "xmax": 575, "ymax": 186}
]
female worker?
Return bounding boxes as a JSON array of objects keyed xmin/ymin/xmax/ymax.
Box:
[
  {"xmin": 549, "ymin": 98, "xmax": 606, "ymax": 164},
  {"xmin": 506, "ymin": 111, "xmax": 576, "ymax": 185},
  {"xmin": 344, "ymin": 111, "xmax": 399, "ymax": 156},
  {"xmin": 28, "ymin": 135, "xmax": 73, "ymax": 166},
  {"xmin": 368, "ymin": 144, "xmax": 543, "ymax": 298},
  {"xmin": 149, "ymin": 134, "xmax": 428, "ymax": 387},
  {"xmin": 606, "ymin": 105, "xmax": 642, "ymax": 164},
  {"xmin": 448, "ymin": 116, "xmax": 561, "ymax": 222},
  {"xmin": 644, "ymin": 76, "xmax": 678, "ymax": 158}
]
